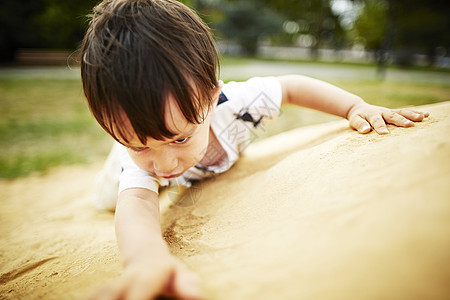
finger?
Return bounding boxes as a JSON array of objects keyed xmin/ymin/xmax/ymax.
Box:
[
  {"xmin": 368, "ymin": 114, "xmax": 389, "ymax": 134},
  {"xmin": 349, "ymin": 115, "xmax": 372, "ymax": 134},
  {"xmin": 172, "ymin": 264, "xmax": 203, "ymax": 300},
  {"xmin": 409, "ymin": 109, "xmax": 430, "ymax": 118},
  {"xmin": 393, "ymin": 108, "xmax": 429, "ymax": 121},
  {"xmin": 382, "ymin": 110, "xmax": 414, "ymax": 128},
  {"xmin": 88, "ymin": 281, "xmax": 124, "ymax": 300},
  {"xmin": 126, "ymin": 272, "xmax": 170, "ymax": 300}
]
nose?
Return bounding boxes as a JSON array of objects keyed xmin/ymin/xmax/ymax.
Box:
[{"xmin": 152, "ymin": 151, "xmax": 178, "ymax": 175}]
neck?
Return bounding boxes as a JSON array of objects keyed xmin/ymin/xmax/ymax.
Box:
[{"xmin": 198, "ymin": 128, "xmax": 227, "ymax": 167}]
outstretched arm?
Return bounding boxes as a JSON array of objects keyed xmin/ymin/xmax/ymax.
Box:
[
  {"xmin": 89, "ymin": 188, "xmax": 202, "ymax": 300},
  {"xmin": 278, "ymin": 74, "xmax": 429, "ymax": 134}
]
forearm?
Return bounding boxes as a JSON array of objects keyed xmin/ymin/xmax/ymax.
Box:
[
  {"xmin": 115, "ymin": 188, "xmax": 170, "ymax": 267},
  {"xmin": 278, "ymin": 74, "xmax": 365, "ymax": 118},
  {"xmin": 91, "ymin": 188, "xmax": 202, "ymax": 299}
]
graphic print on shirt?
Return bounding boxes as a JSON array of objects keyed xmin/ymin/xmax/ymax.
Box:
[
  {"xmin": 217, "ymin": 92, "xmax": 229, "ymax": 106},
  {"xmin": 234, "ymin": 108, "xmax": 264, "ymax": 128}
]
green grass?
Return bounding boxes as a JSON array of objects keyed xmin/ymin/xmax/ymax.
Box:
[
  {"xmin": 0, "ymin": 78, "xmax": 111, "ymax": 178},
  {"xmin": 1, "ymin": 61, "xmax": 449, "ymax": 178},
  {"xmin": 333, "ymin": 80, "xmax": 450, "ymax": 108}
]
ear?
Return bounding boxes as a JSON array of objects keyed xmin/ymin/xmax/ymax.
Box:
[{"xmin": 211, "ymin": 80, "xmax": 223, "ymax": 107}]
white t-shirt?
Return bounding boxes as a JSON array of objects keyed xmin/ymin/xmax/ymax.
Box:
[{"xmin": 118, "ymin": 76, "xmax": 283, "ymax": 194}]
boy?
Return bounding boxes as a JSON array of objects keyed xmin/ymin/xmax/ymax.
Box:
[{"xmin": 81, "ymin": 0, "xmax": 428, "ymax": 299}]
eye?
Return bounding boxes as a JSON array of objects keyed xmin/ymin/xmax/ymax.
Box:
[
  {"xmin": 173, "ymin": 137, "xmax": 190, "ymax": 144},
  {"xmin": 130, "ymin": 147, "xmax": 149, "ymax": 152}
]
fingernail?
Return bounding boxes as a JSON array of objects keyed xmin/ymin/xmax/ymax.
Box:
[
  {"xmin": 360, "ymin": 125, "xmax": 371, "ymax": 133},
  {"xmin": 379, "ymin": 128, "xmax": 389, "ymax": 134}
]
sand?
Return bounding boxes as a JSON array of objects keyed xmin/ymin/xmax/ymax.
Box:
[{"xmin": 1, "ymin": 102, "xmax": 449, "ymax": 300}]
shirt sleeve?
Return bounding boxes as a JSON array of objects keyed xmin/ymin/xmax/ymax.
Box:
[
  {"xmin": 211, "ymin": 76, "xmax": 282, "ymax": 164},
  {"xmin": 117, "ymin": 144, "xmax": 160, "ymax": 195},
  {"xmin": 221, "ymin": 76, "xmax": 282, "ymax": 116}
]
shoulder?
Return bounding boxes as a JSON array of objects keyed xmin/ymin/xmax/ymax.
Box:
[
  {"xmin": 117, "ymin": 144, "xmax": 160, "ymax": 194},
  {"xmin": 221, "ymin": 76, "xmax": 282, "ymax": 105},
  {"xmin": 217, "ymin": 77, "xmax": 282, "ymax": 120}
]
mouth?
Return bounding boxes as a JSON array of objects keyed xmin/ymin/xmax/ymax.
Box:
[{"xmin": 161, "ymin": 173, "xmax": 182, "ymax": 179}]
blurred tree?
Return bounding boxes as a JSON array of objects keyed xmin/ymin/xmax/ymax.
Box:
[
  {"xmin": 0, "ymin": 0, "xmax": 46, "ymax": 61},
  {"xmin": 352, "ymin": 0, "xmax": 387, "ymax": 50},
  {"xmin": 35, "ymin": 0, "xmax": 98, "ymax": 49},
  {"xmin": 0, "ymin": 0, "xmax": 97, "ymax": 62},
  {"xmin": 261, "ymin": 0, "xmax": 346, "ymax": 59},
  {"xmin": 351, "ymin": 0, "xmax": 389, "ymax": 75},
  {"xmin": 216, "ymin": 0, "xmax": 282, "ymax": 55},
  {"xmin": 184, "ymin": 0, "xmax": 225, "ymax": 32},
  {"xmin": 390, "ymin": 0, "xmax": 450, "ymax": 66},
  {"xmin": 353, "ymin": 0, "xmax": 450, "ymax": 67}
]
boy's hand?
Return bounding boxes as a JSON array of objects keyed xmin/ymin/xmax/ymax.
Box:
[
  {"xmin": 89, "ymin": 256, "xmax": 202, "ymax": 300},
  {"xmin": 346, "ymin": 102, "xmax": 429, "ymax": 134}
]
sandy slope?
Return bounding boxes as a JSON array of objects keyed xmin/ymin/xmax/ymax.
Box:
[{"xmin": 1, "ymin": 102, "xmax": 449, "ymax": 299}]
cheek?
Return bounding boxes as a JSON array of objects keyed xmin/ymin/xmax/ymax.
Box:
[
  {"xmin": 180, "ymin": 141, "xmax": 206, "ymax": 164},
  {"xmin": 183, "ymin": 131, "xmax": 210, "ymax": 162},
  {"xmin": 127, "ymin": 151, "xmax": 152, "ymax": 170}
]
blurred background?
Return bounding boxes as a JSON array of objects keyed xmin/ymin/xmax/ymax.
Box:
[
  {"xmin": 1, "ymin": 0, "xmax": 449, "ymax": 178},
  {"xmin": 1, "ymin": 0, "xmax": 450, "ymax": 68}
]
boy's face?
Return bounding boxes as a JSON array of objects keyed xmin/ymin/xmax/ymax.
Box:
[{"xmin": 117, "ymin": 87, "xmax": 221, "ymax": 179}]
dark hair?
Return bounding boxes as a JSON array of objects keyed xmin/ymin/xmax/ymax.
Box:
[{"xmin": 80, "ymin": 0, "xmax": 219, "ymax": 144}]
